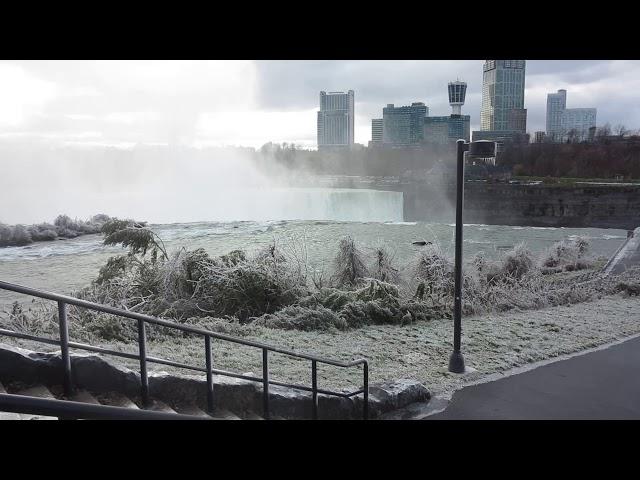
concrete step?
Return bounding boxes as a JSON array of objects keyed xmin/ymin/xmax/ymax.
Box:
[
  {"xmin": 14, "ymin": 385, "xmax": 58, "ymax": 420},
  {"xmin": 243, "ymin": 411, "xmax": 264, "ymax": 420},
  {"xmin": 173, "ymin": 403, "xmax": 212, "ymax": 418},
  {"xmin": 0, "ymin": 381, "xmax": 22, "ymax": 420},
  {"xmin": 210, "ymin": 408, "xmax": 242, "ymax": 420},
  {"xmin": 96, "ymin": 392, "xmax": 139, "ymax": 410},
  {"xmin": 146, "ymin": 399, "xmax": 178, "ymax": 415},
  {"xmin": 70, "ymin": 390, "xmax": 102, "ymax": 405}
]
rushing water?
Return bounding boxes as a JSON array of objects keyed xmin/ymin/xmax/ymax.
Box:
[{"xmin": 0, "ymin": 219, "xmax": 627, "ymax": 310}]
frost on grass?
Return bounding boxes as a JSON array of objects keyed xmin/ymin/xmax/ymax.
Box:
[{"xmin": 2, "ymin": 224, "xmax": 639, "ymax": 345}]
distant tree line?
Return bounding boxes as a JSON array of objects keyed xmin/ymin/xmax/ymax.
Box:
[
  {"xmin": 254, "ymin": 142, "xmax": 456, "ymax": 177},
  {"xmin": 500, "ymin": 140, "xmax": 640, "ymax": 179}
]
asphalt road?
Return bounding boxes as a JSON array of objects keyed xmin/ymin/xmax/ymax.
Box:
[{"xmin": 428, "ymin": 336, "xmax": 640, "ymax": 420}]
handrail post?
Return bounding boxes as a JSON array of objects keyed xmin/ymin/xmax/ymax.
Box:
[
  {"xmin": 137, "ymin": 319, "xmax": 149, "ymax": 407},
  {"xmin": 311, "ymin": 360, "xmax": 318, "ymax": 420},
  {"xmin": 205, "ymin": 335, "xmax": 214, "ymax": 414},
  {"xmin": 57, "ymin": 301, "xmax": 72, "ymax": 398},
  {"xmin": 262, "ymin": 349, "xmax": 270, "ymax": 420},
  {"xmin": 363, "ymin": 362, "xmax": 369, "ymax": 420}
]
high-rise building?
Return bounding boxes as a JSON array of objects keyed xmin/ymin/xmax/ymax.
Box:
[
  {"xmin": 546, "ymin": 89, "xmax": 597, "ymax": 143},
  {"xmin": 382, "ymin": 102, "xmax": 428, "ymax": 146},
  {"xmin": 424, "ymin": 115, "xmax": 470, "ymax": 144},
  {"xmin": 546, "ymin": 89, "xmax": 566, "ymax": 142},
  {"xmin": 473, "ymin": 60, "xmax": 528, "ymax": 147},
  {"xmin": 317, "ymin": 90, "xmax": 354, "ymax": 148},
  {"xmin": 534, "ymin": 131, "xmax": 546, "ymax": 143},
  {"xmin": 479, "ymin": 60, "xmax": 527, "ymax": 131},
  {"xmin": 371, "ymin": 118, "xmax": 383, "ymax": 145}
]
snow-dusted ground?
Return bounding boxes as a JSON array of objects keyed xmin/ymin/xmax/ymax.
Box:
[{"xmin": 5, "ymin": 293, "xmax": 640, "ymax": 398}]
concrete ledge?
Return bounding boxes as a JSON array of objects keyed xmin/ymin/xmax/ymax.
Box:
[{"xmin": 0, "ymin": 343, "xmax": 430, "ymax": 419}]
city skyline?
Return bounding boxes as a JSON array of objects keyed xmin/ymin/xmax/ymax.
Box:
[{"xmin": 0, "ymin": 60, "xmax": 639, "ymax": 149}]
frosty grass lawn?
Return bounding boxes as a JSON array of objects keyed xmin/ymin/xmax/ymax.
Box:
[{"xmin": 5, "ymin": 293, "xmax": 640, "ymax": 398}]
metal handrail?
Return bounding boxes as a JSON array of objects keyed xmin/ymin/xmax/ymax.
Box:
[
  {"xmin": 0, "ymin": 393, "xmax": 208, "ymax": 420},
  {"xmin": 0, "ymin": 280, "xmax": 369, "ymax": 420}
]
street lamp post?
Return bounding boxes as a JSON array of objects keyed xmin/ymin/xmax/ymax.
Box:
[{"xmin": 448, "ymin": 139, "xmax": 469, "ymax": 374}]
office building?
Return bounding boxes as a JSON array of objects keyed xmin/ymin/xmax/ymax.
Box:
[
  {"xmin": 382, "ymin": 102, "xmax": 428, "ymax": 146},
  {"xmin": 371, "ymin": 118, "xmax": 383, "ymax": 145},
  {"xmin": 546, "ymin": 89, "xmax": 597, "ymax": 143},
  {"xmin": 546, "ymin": 89, "xmax": 566, "ymax": 142},
  {"xmin": 317, "ymin": 90, "xmax": 354, "ymax": 148},
  {"xmin": 473, "ymin": 60, "xmax": 527, "ymax": 148},
  {"xmin": 480, "ymin": 60, "xmax": 527, "ymax": 132},
  {"xmin": 424, "ymin": 115, "xmax": 470, "ymax": 144}
]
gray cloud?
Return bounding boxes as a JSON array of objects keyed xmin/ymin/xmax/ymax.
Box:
[{"xmin": 0, "ymin": 60, "xmax": 638, "ymax": 148}]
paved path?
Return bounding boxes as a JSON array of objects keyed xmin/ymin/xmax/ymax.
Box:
[{"xmin": 427, "ymin": 336, "xmax": 640, "ymax": 419}]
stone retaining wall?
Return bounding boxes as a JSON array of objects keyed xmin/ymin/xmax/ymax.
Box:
[{"xmin": 0, "ymin": 343, "xmax": 430, "ymax": 419}]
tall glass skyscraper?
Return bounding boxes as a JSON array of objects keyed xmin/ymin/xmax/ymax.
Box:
[
  {"xmin": 546, "ymin": 89, "xmax": 567, "ymax": 141},
  {"xmin": 480, "ymin": 60, "xmax": 527, "ymax": 133},
  {"xmin": 317, "ymin": 90, "xmax": 354, "ymax": 148}
]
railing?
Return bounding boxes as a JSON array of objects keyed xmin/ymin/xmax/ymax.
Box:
[
  {"xmin": 602, "ymin": 231, "xmax": 634, "ymax": 275},
  {"xmin": 0, "ymin": 280, "xmax": 369, "ymax": 420}
]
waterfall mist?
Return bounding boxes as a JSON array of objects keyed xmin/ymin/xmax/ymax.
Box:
[{"xmin": 0, "ymin": 143, "xmax": 403, "ymax": 224}]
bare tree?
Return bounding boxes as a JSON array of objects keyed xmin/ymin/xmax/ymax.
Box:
[
  {"xmin": 613, "ymin": 124, "xmax": 629, "ymax": 137},
  {"xmin": 596, "ymin": 123, "xmax": 612, "ymax": 141},
  {"xmin": 567, "ymin": 128, "xmax": 579, "ymax": 144}
]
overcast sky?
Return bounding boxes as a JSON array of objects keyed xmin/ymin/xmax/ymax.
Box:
[{"xmin": 1, "ymin": 60, "xmax": 639, "ymax": 149}]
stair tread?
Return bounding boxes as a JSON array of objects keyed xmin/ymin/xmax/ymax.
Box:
[
  {"xmin": 146, "ymin": 399, "xmax": 177, "ymax": 414},
  {"xmin": 96, "ymin": 392, "xmax": 139, "ymax": 409},
  {"xmin": 16, "ymin": 385, "xmax": 56, "ymax": 400},
  {"xmin": 3, "ymin": 384, "xmax": 57, "ymax": 419},
  {"xmin": 70, "ymin": 390, "xmax": 101, "ymax": 405},
  {"xmin": 210, "ymin": 408, "xmax": 242, "ymax": 420},
  {"xmin": 173, "ymin": 404, "xmax": 210, "ymax": 418}
]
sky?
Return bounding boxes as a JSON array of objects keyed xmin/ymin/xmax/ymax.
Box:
[{"xmin": 1, "ymin": 60, "xmax": 639, "ymax": 149}]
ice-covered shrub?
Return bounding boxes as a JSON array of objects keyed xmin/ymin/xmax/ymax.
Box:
[
  {"xmin": 484, "ymin": 243, "xmax": 535, "ymax": 283},
  {"xmin": 252, "ymin": 305, "xmax": 347, "ymax": 331},
  {"xmin": 371, "ymin": 247, "xmax": 400, "ymax": 284},
  {"xmin": 331, "ymin": 236, "xmax": 369, "ymax": 287},
  {"xmin": 541, "ymin": 237, "xmax": 593, "ymax": 273},
  {"xmin": 0, "ymin": 214, "xmax": 114, "ymax": 247},
  {"xmin": 10, "ymin": 225, "xmax": 32, "ymax": 246}
]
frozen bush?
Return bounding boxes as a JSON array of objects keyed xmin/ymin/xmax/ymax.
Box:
[
  {"xmin": 331, "ymin": 236, "xmax": 369, "ymax": 287},
  {"xmin": 252, "ymin": 305, "xmax": 347, "ymax": 331}
]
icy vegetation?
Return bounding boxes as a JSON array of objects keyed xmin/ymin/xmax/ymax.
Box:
[
  {"xmin": 0, "ymin": 214, "xmax": 112, "ymax": 247},
  {"xmin": 1, "ymin": 219, "xmax": 638, "ymax": 348}
]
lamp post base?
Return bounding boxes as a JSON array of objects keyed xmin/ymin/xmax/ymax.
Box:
[{"xmin": 448, "ymin": 351, "xmax": 465, "ymax": 373}]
